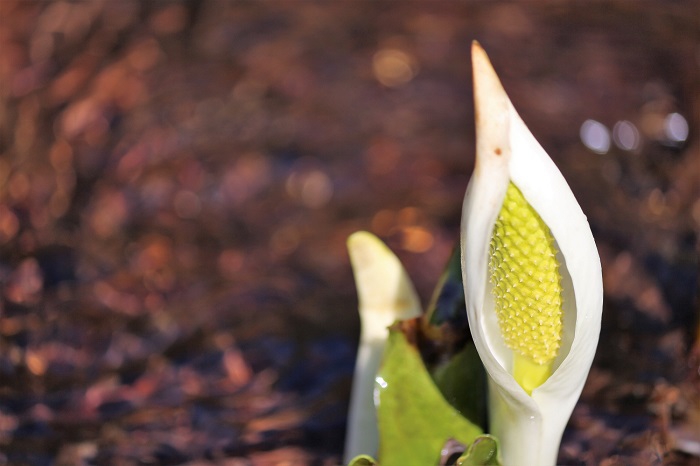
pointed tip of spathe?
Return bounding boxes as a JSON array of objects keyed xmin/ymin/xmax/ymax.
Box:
[
  {"xmin": 471, "ymin": 40, "xmax": 485, "ymax": 59},
  {"xmin": 471, "ymin": 42, "xmax": 512, "ymax": 171},
  {"xmin": 471, "ymin": 42, "xmax": 509, "ymax": 117},
  {"xmin": 470, "ymin": 41, "xmax": 497, "ymax": 85}
]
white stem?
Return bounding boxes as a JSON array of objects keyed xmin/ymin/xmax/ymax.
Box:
[
  {"xmin": 344, "ymin": 337, "xmax": 384, "ymax": 462},
  {"xmin": 344, "ymin": 232, "xmax": 422, "ymax": 462}
]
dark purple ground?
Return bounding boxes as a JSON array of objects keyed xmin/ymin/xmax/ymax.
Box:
[{"xmin": 0, "ymin": 1, "xmax": 698, "ymax": 465}]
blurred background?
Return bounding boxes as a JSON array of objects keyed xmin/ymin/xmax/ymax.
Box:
[{"xmin": 0, "ymin": 1, "xmax": 698, "ymax": 464}]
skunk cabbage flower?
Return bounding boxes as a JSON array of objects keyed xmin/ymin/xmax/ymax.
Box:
[
  {"xmin": 461, "ymin": 42, "xmax": 603, "ymax": 465},
  {"xmin": 344, "ymin": 232, "xmax": 422, "ymax": 462}
]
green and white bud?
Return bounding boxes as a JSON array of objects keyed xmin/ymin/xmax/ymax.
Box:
[{"xmin": 461, "ymin": 42, "xmax": 603, "ymax": 465}]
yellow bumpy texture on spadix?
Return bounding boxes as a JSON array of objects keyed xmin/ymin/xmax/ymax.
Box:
[{"xmin": 489, "ymin": 182, "xmax": 563, "ymax": 394}]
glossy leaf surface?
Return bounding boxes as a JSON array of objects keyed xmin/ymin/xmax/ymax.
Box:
[
  {"xmin": 422, "ymin": 245, "xmax": 487, "ymax": 430},
  {"xmin": 375, "ymin": 328, "xmax": 482, "ymax": 466},
  {"xmin": 432, "ymin": 343, "xmax": 487, "ymax": 430},
  {"xmin": 458, "ymin": 435, "xmax": 500, "ymax": 465},
  {"xmin": 348, "ymin": 455, "xmax": 378, "ymax": 466}
]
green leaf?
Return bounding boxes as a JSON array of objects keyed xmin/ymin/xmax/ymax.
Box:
[
  {"xmin": 420, "ymin": 243, "xmax": 488, "ymax": 430},
  {"xmin": 375, "ymin": 329, "xmax": 483, "ymax": 466},
  {"xmin": 457, "ymin": 435, "xmax": 500, "ymax": 465},
  {"xmin": 432, "ymin": 342, "xmax": 487, "ymax": 430},
  {"xmin": 348, "ymin": 454, "xmax": 378, "ymax": 466},
  {"xmin": 424, "ymin": 245, "xmax": 468, "ymax": 332}
]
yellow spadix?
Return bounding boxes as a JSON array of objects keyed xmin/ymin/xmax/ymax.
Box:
[{"xmin": 490, "ymin": 182, "xmax": 563, "ymax": 394}]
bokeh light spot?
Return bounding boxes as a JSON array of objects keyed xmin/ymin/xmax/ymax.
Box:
[
  {"xmin": 580, "ymin": 119, "xmax": 611, "ymax": 154},
  {"xmin": 301, "ymin": 170, "xmax": 333, "ymax": 208},
  {"xmin": 288, "ymin": 168, "xmax": 333, "ymax": 209},
  {"xmin": 401, "ymin": 226, "xmax": 434, "ymax": 253},
  {"xmin": 371, "ymin": 209, "xmax": 396, "ymax": 236},
  {"xmin": 664, "ymin": 112, "xmax": 688, "ymax": 143},
  {"xmin": 0, "ymin": 205, "xmax": 20, "ymax": 243},
  {"xmin": 372, "ymin": 49, "xmax": 417, "ymax": 87},
  {"xmin": 612, "ymin": 120, "xmax": 640, "ymax": 151}
]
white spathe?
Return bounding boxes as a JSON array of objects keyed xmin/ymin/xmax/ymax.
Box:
[
  {"xmin": 344, "ymin": 231, "xmax": 422, "ymax": 463},
  {"xmin": 461, "ymin": 42, "xmax": 603, "ymax": 465}
]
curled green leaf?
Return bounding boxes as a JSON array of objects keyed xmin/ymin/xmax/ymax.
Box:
[
  {"xmin": 457, "ymin": 435, "xmax": 500, "ymax": 466},
  {"xmin": 375, "ymin": 328, "xmax": 482, "ymax": 466},
  {"xmin": 348, "ymin": 454, "xmax": 378, "ymax": 466}
]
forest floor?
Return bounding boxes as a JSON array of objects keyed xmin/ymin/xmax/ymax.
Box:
[{"xmin": 0, "ymin": 1, "xmax": 698, "ymax": 465}]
